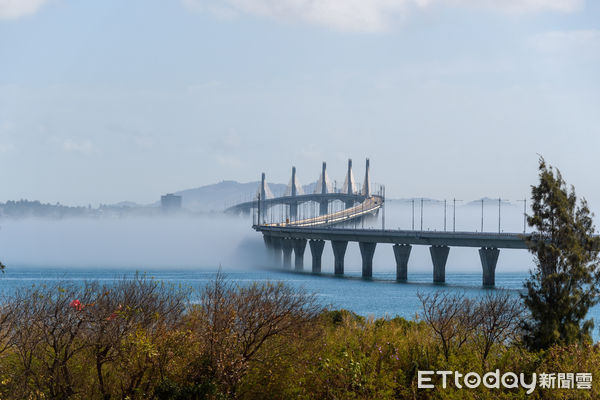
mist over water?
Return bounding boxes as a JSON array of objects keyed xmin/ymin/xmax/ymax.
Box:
[
  {"xmin": 0, "ymin": 200, "xmax": 534, "ymax": 274},
  {"xmin": 0, "ymin": 214, "xmax": 266, "ymax": 269}
]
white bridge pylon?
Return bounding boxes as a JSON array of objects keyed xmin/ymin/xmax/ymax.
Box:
[
  {"xmin": 342, "ymin": 158, "xmax": 358, "ymax": 195},
  {"xmin": 238, "ymin": 158, "xmax": 379, "ymax": 224},
  {"xmin": 284, "ymin": 166, "xmax": 304, "ymax": 197},
  {"xmin": 255, "ymin": 158, "xmax": 371, "ymax": 202},
  {"xmin": 256, "ymin": 172, "xmax": 275, "ymax": 200},
  {"xmin": 314, "ymin": 162, "xmax": 334, "ymax": 194}
]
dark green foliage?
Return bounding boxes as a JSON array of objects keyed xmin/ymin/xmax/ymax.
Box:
[
  {"xmin": 153, "ymin": 378, "xmax": 217, "ymax": 400},
  {"xmin": 322, "ymin": 309, "xmax": 365, "ymax": 326},
  {"xmin": 522, "ymin": 157, "xmax": 600, "ymax": 350}
]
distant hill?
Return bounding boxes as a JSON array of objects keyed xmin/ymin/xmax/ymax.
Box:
[
  {"xmin": 465, "ymin": 197, "xmax": 514, "ymax": 207},
  {"xmin": 172, "ymin": 180, "xmax": 325, "ymax": 212},
  {"xmin": 173, "ymin": 180, "xmax": 283, "ymax": 212}
]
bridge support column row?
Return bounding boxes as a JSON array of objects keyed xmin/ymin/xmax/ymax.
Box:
[
  {"xmin": 266, "ymin": 235, "xmax": 500, "ymax": 287},
  {"xmin": 270, "ymin": 237, "xmax": 282, "ymax": 267},
  {"xmin": 293, "ymin": 239, "xmax": 307, "ymax": 271},
  {"xmin": 331, "ymin": 240, "xmax": 348, "ymax": 275},
  {"xmin": 393, "ymin": 244, "xmax": 411, "ymax": 282},
  {"xmin": 480, "ymin": 247, "xmax": 500, "ymax": 286},
  {"xmin": 359, "ymin": 242, "xmax": 376, "ymax": 278},
  {"xmin": 263, "ymin": 235, "xmax": 309, "ymax": 271},
  {"xmin": 263, "ymin": 235, "xmax": 273, "ymax": 266},
  {"xmin": 319, "ymin": 200, "xmax": 329, "ymax": 216},
  {"xmin": 281, "ymin": 239, "xmax": 293, "ymax": 269},
  {"xmin": 263, "ymin": 234, "xmax": 272, "ymax": 250},
  {"xmin": 289, "ymin": 202, "xmax": 298, "ymax": 220},
  {"xmin": 430, "ymin": 245, "xmax": 450, "ymax": 283},
  {"xmin": 309, "ymin": 239, "xmax": 325, "ymax": 273}
]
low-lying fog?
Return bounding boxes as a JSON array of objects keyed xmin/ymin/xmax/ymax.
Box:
[{"xmin": 0, "ymin": 200, "xmax": 536, "ymax": 273}]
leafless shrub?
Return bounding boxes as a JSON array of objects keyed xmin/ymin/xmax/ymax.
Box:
[
  {"xmin": 0, "ymin": 274, "xmax": 188, "ymax": 400},
  {"xmin": 417, "ymin": 291, "xmax": 476, "ymax": 362},
  {"xmin": 473, "ymin": 291, "xmax": 525, "ymax": 368},
  {"xmin": 82, "ymin": 274, "xmax": 189, "ymax": 400},
  {"xmin": 187, "ymin": 272, "xmax": 323, "ymax": 396},
  {"xmin": 0, "ymin": 302, "xmax": 14, "ymax": 356},
  {"xmin": 0, "ymin": 272, "xmax": 320, "ymax": 399},
  {"xmin": 6, "ymin": 283, "xmax": 97, "ymax": 399},
  {"xmin": 418, "ymin": 290, "xmax": 525, "ymax": 365}
]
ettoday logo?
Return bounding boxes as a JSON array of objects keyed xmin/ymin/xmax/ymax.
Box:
[{"xmin": 418, "ymin": 370, "xmax": 593, "ymax": 393}]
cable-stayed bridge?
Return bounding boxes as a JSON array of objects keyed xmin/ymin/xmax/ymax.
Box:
[
  {"xmin": 225, "ymin": 159, "xmax": 382, "ymax": 225},
  {"xmin": 226, "ymin": 159, "xmax": 531, "ymax": 287}
]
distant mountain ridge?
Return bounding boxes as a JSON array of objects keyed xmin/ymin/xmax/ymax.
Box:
[
  {"xmin": 173, "ymin": 180, "xmax": 316, "ymax": 212},
  {"xmin": 169, "ymin": 182, "xmax": 521, "ymax": 212}
]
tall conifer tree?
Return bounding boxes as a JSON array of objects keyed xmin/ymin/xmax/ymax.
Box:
[{"xmin": 523, "ymin": 157, "xmax": 600, "ymax": 350}]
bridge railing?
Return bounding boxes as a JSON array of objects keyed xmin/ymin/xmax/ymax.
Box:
[{"xmin": 255, "ymin": 195, "xmax": 383, "ymax": 228}]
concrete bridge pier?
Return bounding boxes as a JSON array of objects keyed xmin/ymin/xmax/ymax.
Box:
[
  {"xmin": 309, "ymin": 239, "xmax": 325, "ymax": 273},
  {"xmin": 289, "ymin": 202, "xmax": 298, "ymax": 221},
  {"xmin": 263, "ymin": 235, "xmax": 273, "ymax": 262},
  {"xmin": 271, "ymin": 237, "xmax": 282, "ymax": 267},
  {"xmin": 319, "ymin": 200, "xmax": 329, "ymax": 216},
  {"xmin": 331, "ymin": 240, "xmax": 348, "ymax": 275},
  {"xmin": 430, "ymin": 245, "xmax": 450, "ymax": 283},
  {"xmin": 479, "ymin": 247, "xmax": 500, "ymax": 286},
  {"xmin": 393, "ymin": 244, "xmax": 412, "ymax": 282},
  {"xmin": 359, "ymin": 242, "xmax": 377, "ymax": 278},
  {"xmin": 293, "ymin": 239, "xmax": 307, "ymax": 271},
  {"xmin": 281, "ymin": 239, "xmax": 293, "ymax": 269}
]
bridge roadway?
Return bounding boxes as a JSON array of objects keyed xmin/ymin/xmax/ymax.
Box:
[
  {"xmin": 265, "ymin": 195, "xmax": 383, "ymax": 227},
  {"xmin": 256, "ymin": 225, "xmax": 531, "ymax": 286},
  {"xmin": 226, "ymin": 192, "xmax": 367, "ymax": 215}
]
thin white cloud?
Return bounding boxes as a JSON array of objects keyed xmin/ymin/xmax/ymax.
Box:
[
  {"xmin": 0, "ymin": 143, "xmax": 15, "ymax": 153},
  {"xmin": 222, "ymin": 132, "xmax": 242, "ymax": 148},
  {"xmin": 449, "ymin": 0, "xmax": 582, "ymax": 13},
  {"xmin": 133, "ymin": 135, "xmax": 155, "ymax": 149},
  {"xmin": 187, "ymin": 80, "xmax": 222, "ymax": 93},
  {"xmin": 183, "ymin": 0, "xmax": 583, "ymax": 32},
  {"xmin": 529, "ymin": 29, "xmax": 600, "ymax": 54},
  {"xmin": 0, "ymin": 0, "xmax": 49, "ymax": 19},
  {"xmin": 63, "ymin": 139, "xmax": 93, "ymax": 155},
  {"xmin": 215, "ymin": 154, "xmax": 242, "ymax": 168},
  {"xmin": 0, "ymin": 121, "xmax": 16, "ymax": 152}
]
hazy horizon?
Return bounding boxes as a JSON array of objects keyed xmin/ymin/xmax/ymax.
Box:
[{"xmin": 1, "ymin": 0, "xmax": 599, "ymax": 210}]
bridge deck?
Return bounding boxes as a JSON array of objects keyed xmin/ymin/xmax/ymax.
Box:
[
  {"xmin": 255, "ymin": 225, "xmax": 530, "ymax": 249},
  {"xmin": 265, "ymin": 195, "xmax": 383, "ymax": 227}
]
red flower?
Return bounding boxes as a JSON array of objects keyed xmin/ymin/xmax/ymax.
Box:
[
  {"xmin": 69, "ymin": 299, "xmax": 83, "ymax": 311},
  {"xmin": 105, "ymin": 305, "xmax": 122, "ymax": 321}
]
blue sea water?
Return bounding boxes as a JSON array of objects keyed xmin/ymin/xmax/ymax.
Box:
[{"xmin": 2, "ymin": 266, "xmax": 599, "ymax": 338}]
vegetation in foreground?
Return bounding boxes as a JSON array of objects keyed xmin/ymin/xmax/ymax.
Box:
[
  {"xmin": 0, "ymin": 274, "xmax": 598, "ymax": 400},
  {"xmin": 523, "ymin": 157, "xmax": 600, "ymax": 350}
]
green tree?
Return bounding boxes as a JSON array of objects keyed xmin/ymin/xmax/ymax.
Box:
[{"xmin": 522, "ymin": 157, "xmax": 600, "ymax": 350}]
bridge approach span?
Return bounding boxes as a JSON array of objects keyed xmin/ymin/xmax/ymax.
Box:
[
  {"xmin": 256, "ymin": 225, "xmax": 531, "ymax": 286},
  {"xmin": 256, "ymin": 226, "xmax": 529, "ymax": 249},
  {"xmin": 263, "ymin": 195, "xmax": 382, "ymax": 228}
]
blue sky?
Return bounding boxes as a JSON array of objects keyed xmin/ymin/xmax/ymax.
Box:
[{"xmin": 0, "ymin": 0, "xmax": 599, "ymax": 207}]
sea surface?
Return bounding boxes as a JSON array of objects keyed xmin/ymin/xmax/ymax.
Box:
[{"xmin": 2, "ymin": 266, "xmax": 600, "ymax": 339}]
